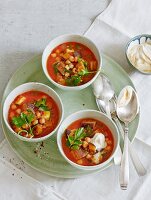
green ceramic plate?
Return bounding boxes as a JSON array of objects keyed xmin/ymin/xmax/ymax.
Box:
[{"xmin": 1, "ymin": 54, "xmax": 139, "ymax": 178}]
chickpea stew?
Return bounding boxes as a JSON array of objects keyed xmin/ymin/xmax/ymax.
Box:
[
  {"xmin": 8, "ymin": 91, "xmax": 59, "ymax": 138},
  {"xmin": 62, "ymin": 118, "xmax": 114, "ymax": 166},
  {"xmin": 47, "ymin": 42, "xmax": 98, "ymax": 86}
]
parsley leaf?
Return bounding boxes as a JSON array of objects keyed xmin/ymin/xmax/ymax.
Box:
[
  {"xmin": 53, "ymin": 62, "xmax": 60, "ymax": 74},
  {"xmin": 12, "ymin": 116, "xmax": 25, "ymax": 127},
  {"xmin": 66, "ymin": 75, "xmax": 81, "ymax": 86},
  {"xmin": 66, "ymin": 128, "xmax": 86, "ymax": 150},
  {"xmin": 35, "ymin": 98, "xmax": 49, "ymax": 111},
  {"xmin": 78, "ymin": 68, "xmax": 89, "ymax": 76},
  {"xmin": 12, "ymin": 110, "xmax": 35, "ymax": 135}
]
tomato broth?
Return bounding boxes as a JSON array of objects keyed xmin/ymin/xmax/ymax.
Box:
[
  {"xmin": 8, "ymin": 90, "xmax": 59, "ymax": 138},
  {"xmin": 47, "ymin": 42, "xmax": 98, "ymax": 86},
  {"xmin": 62, "ymin": 118, "xmax": 114, "ymax": 166}
]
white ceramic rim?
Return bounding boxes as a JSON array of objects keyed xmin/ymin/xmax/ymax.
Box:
[
  {"xmin": 42, "ymin": 34, "xmax": 102, "ymax": 90},
  {"xmin": 57, "ymin": 110, "xmax": 119, "ymax": 170},
  {"xmin": 3, "ymin": 82, "xmax": 64, "ymax": 142}
]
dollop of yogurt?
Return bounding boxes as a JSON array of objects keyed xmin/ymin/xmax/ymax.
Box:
[
  {"xmin": 118, "ymin": 86, "xmax": 133, "ymax": 107},
  {"xmin": 90, "ymin": 133, "xmax": 107, "ymax": 151},
  {"xmin": 127, "ymin": 42, "xmax": 151, "ymax": 73}
]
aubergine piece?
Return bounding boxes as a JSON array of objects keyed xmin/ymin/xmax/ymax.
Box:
[
  {"xmin": 71, "ymin": 149, "xmax": 87, "ymax": 160},
  {"xmin": 57, "ymin": 62, "xmax": 65, "ymax": 75},
  {"xmin": 65, "ymin": 129, "xmax": 71, "ymax": 138},
  {"xmin": 81, "ymin": 120, "xmax": 96, "ymax": 129}
]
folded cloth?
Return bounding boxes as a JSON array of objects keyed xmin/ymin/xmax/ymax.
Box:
[
  {"xmin": 0, "ymin": 141, "xmax": 66, "ymax": 200},
  {"xmin": 85, "ymin": 0, "xmax": 151, "ymax": 145},
  {"xmin": 0, "ymin": 138, "xmax": 151, "ymax": 200}
]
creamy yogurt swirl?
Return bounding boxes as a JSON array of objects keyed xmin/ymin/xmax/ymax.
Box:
[
  {"xmin": 90, "ymin": 133, "xmax": 107, "ymax": 151},
  {"xmin": 127, "ymin": 42, "xmax": 151, "ymax": 73}
]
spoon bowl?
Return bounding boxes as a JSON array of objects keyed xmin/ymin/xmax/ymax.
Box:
[
  {"xmin": 92, "ymin": 73, "xmax": 114, "ymax": 117},
  {"xmin": 117, "ymin": 86, "xmax": 140, "ymax": 123}
]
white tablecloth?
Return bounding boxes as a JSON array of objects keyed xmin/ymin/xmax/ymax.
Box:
[{"xmin": 1, "ymin": 0, "xmax": 151, "ymax": 199}]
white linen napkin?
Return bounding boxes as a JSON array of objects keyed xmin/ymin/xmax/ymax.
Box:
[
  {"xmin": 1, "ymin": 138, "xmax": 150, "ymax": 200},
  {"xmin": 0, "ymin": 141, "xmax": 66, "ymax": 200},
  {"xmin": 84, "ymin": 0, "xmax": 151, "ymax": 145}
]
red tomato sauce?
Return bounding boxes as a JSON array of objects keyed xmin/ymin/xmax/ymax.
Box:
[
  {"xmin": 47, "ymin": 42, "xmax": 98, "ymax": 86},
  {"xmin": 62, "ymin": 118, "xmax": 114, "ymax": 166},
  {"xmin": 8, "ymin": 90, "xmax": 59, "ymax": 138}
]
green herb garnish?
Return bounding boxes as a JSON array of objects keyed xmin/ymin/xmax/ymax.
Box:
[
  {"xmin": 66, "ymin": 75, "xmax": 81, "ymax": 86},
  {"xmin": 66, "ymin": 128, "xmax": 86, "ymax": 150},
  {"xmin": 12, "ymin": 110, "xmax": 35, "ymax": 135},
  {"xmin": 78, "ymin": 68, "xmax": 89, "ymax": 76},
  {"xmin": 35, "ymin": 98, "xmax": 49, "ymax": 111},
  {"xmin": 12, "ymin": 116, "xmax": 25, "ymax": 127},
  {"xmin": 53, "ymin": 62, "xmax": 60, "ymax": 74}
]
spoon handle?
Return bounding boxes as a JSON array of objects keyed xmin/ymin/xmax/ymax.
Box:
[
  {"xmin": 114, "ymin": 117, "xmax": 146, "ymax": 176},
  {"xmin": 120, "ymin": 125, "xmax": 129, "ymax": 190},
  {"xmin": 104, "ymin": 99, "xmax": 111, "ymax": 119}
]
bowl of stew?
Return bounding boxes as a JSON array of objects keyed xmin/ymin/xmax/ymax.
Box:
[
  {"xmin": 42, "ymin": 34, "xmax": 101, "ymax": 90},
  {"xmin": 3, "ymin": 82, "xmax": 64, "ymax": 142},
  {"xmin": 57, "ymin": 110, "xmax": 119, "ymax": 170}
]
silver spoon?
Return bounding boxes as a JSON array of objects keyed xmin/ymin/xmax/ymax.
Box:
[
  {"xmin": 92, "ymin": 74, "xmax": 114, "ymax": 118},
  {"xmin": 117, "ymin": 86, "xmax": 139, "ymax": 190},
  {"xmin": 92, "ymin": 74, "xmax": 122, "ymax": 165},
  {"xmin": 94, "ymin": 75, "xmax": 146, "ymax": 177},
  {"xmin": 97, "ymin": 96, "xmax": 146, "ymax": 175}
]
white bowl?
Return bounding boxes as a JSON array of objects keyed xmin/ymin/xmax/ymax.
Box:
[
  {"xmin": 3, "ymin": 82, "xmax": 64, "ymax": 142},
  {"xmin": 126, "ymin": 34, "xmax": 151, "ymax": 74},
  {"xmin": 57, "ymin": 110, "xmax": 119, "ymax": 170},
  {"xmin": 42, "ymin": 34, "xmax": 102, "ymax": 90}
]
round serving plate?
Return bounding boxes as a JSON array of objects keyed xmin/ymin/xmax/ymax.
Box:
[{"xmin": 1, "ymin": 54, "xmax": 139, "ymax": 178}]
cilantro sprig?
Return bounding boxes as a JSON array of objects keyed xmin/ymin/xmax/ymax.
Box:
[
  {"xmin": 12, "ymin": 109, "xmax": 34, "ymax": 135},
  {"xmin": 53, "ymin": 62, "xmax": 60, "ymax": 74},
  {"xmin": 35, "ymin": 98, "xmax": 49, "ymax": 111},
  {"xmin": 66, "ymin": 127, "xmax": 86, "ymax": 150},
  {"xmin": 66, "ymin": 75, "xmax": 81, "ymax": 86}
]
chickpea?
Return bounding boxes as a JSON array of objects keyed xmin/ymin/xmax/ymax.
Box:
[
  {"xmin": 65, "ymin": 60, "xmax": 71, "ymax": 65},
  {"xmin": 56, "ymin": 49, "xmax": 60, "ymax": 54},
  {"xmin": 36, "ymin": 111, "xmax": 41, "ymax": 119},
  {"xmin": 10, "ymin": 112, "xmax": 15, "ymax": 118},
  {"xmin": 74, "ymin": 57, "xmax": 78, "ymax": 62},
  {"xmin": 11, "ymin": 104, "xmax": 17, "ymax": 110},
  {"xmin": 85, "ymin": 137, "xmax": 91, "ymax": 143},
  {"xmin": 72, "ymin": 68, "xmax": 77, "ymax": 73},
  {"xmin": 88, "ymin": 143, "xmax": 96, "ymax": 153},
  {"xmin": 69, "ymin": 63, "xmax": 74, "ymax": 69},
  {"xmin": 69, "ymin": 56, "xmax": 74, "ymax": 62},
  {"xmin": 16, "ymin": 108, "xmax": 21, "ymax": 114},
  {"xmin": 65, "ymin": 72, "xmax": 70, "ymax": 77},
  {"xmin": 22, "ymin": 103, "xmax": 27, "ymax": 111},
  {"xmin": 32, "ymin": 119, "xmax": 38, "ymax": 126},
  {"xmin": 42, "ymin": 95, "xmax": 47, "ymax": 99},
  {"xmin": 56, "ymin": 57, "xmax": 61, "ymax": 62},
  {"xmin": 86, "ymin": 154, "xmax": 92, "ymax": 160},
  {"xmin": 22, "ymin": 124, "xmax": 29, "ymax": 130},
  {"xmin": 39, "ymin": 118, "xmax": 46, "ymax": 124},
  {"xmin": 77, "ymin": 159, "xmax": 83, "ymax": 165},
  {"xmin": 82, "ymin": 141, "xmax": 88, "ymax": 148},
  {"xmin": 51, "ymin": 53, "xmax": 56, "ymax": 58},
  {"xmin": 65, "ymin": 65, "xmax": 70, "ymax": 70}
]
